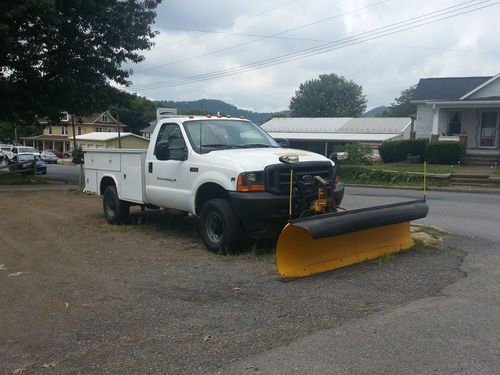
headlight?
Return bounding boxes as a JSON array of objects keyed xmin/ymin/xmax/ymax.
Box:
[{"xmin": 237, "ymin": 171, "xmax": 265, "ymax": 192}]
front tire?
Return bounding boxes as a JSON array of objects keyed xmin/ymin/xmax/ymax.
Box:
[
  {"xmin": 103, "ymin": 185, "xmax": 129, "ymax": 224},
  {"xmin": 199, "ymin": 198, "xmax": 245, "ymax": 253}
]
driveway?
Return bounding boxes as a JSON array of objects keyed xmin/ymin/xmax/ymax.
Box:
[
  {"xmin": 0, "ymin": 190, "xmax": 467, "ymax": 374},
  {"xmin": 221, "ymin": 187, "xmax": 500, "ymax": 374}
]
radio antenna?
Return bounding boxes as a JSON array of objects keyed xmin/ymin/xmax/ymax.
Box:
[{"xmin": 200, "ymin": 99, "xmax": 203, "ymax": 154}]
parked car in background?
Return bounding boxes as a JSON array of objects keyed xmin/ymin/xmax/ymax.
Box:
[
  {"xmin": 5, "ymin": 146, "xmax": 40, "ymax": 160},
  {"xmin": 9, "ymin": 153, "xmax": 47, "ymax": 175},
  {"xmin": 44, "ymin": 149, "xmax": 69, "ymax": 159},
  {"xmin": 41, "ymin": 150, "xmax": 58, "ymax": 164}
]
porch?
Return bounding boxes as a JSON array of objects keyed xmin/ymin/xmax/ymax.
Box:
[
  {"xmin": 19, "ymin": 135, "xmax": 71, "ymax": 152},
  {"xmin": 430, "ymin": 102, "xmax": 500, "ymax": 155}
]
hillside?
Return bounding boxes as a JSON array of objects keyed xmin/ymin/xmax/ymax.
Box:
[
  {"xmin": 362, "ymin": 106, "xmax": 387, "ymax": 117},
  {"xmin": 155, "ymin": 99, "xmax": 285, "ymax": 124}
]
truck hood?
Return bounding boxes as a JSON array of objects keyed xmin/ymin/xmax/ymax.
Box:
[{"xmin": 203, "ymin": 147, "xmax": 333, "ymax": 171}]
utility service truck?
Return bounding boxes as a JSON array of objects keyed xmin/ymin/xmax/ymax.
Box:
[{"xmin": 85, "ymin": 115, "xmax": 428, "ymax": 278}]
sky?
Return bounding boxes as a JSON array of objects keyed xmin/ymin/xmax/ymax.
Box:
[{"xmin": 123, "ymin": 0, "xmax": 500, "ymax": 112}]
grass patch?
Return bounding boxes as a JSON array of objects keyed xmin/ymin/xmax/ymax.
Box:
[
  {"xmin": 66, "ymin": 187, "xmax": 85, "ymax": 195},
  {"xmin": 340, "ymin": 165, "xmax": 450, "ymax": 187},
  {"xmin": 354, "ymin": 305, "xmax": 371, "ymax": 314},
  {"xmin": 371, "ymin": 253, "xmax": 395, "ymax": 265},
  {"xmin": 448, "ymin": 246, "xmax": 465, "ymax": 258},
  {"xmin": 366, "ymin": 163, "xmax": 461, "ymax": 174},
  {"xmin": 492, "ymin": 168, "xmax": 500, "ymax": 177},
  {"xmin": 0, "ymin": 174, "xmax": 48, "ymax": 185}
]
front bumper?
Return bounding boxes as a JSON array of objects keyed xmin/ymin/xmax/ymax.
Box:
[{"xmin": 228, "ymin": 183, "xmax": 345, "ymax": 231}]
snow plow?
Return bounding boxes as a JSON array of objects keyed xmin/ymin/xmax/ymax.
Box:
[{"xmin": 275, "ymin": 153, "xmax": 429, "ymax": 279}]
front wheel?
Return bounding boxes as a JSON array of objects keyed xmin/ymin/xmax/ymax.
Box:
[
  {"xmin": 103, "ymin": 185, "xmax": 129, "ymax": 224},
  {"xmin": 199, "ymin": 198, "xmax": 246, "ymax": 253}
]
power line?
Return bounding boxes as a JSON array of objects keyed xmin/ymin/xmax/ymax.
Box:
[
  {"xmin": 150, "ymin": 0, "xmax": 300, "ymax": 50},
  {"xmin": 135, "ymin": 0, "xmax": 394, "ymax": 73},
  {"xmin": 160, "ymin": 26, "xmax": 500, "ymax": 56},
  {"xmin": 129, "ymin": 0, "xmax": 497, "ymax": 90}
]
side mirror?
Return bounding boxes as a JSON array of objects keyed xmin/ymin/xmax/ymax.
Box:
[
  {"xmin": 155, "ymin": 140, "xmax": 170, "ymax": 161},
  {"xmin": 330, "ymin": 152, "xmax": 348, "ymax": 161},
  {"xmin": 156, "ymin": 140, "xmax": 188, "ymax": 161},
  {"xmin": 169, "ymin": 145, "xmax": 188, "ymax": 161},
  {"xmin": 278, "ymin": 138, "xmax": 290, "ymax": 148}
]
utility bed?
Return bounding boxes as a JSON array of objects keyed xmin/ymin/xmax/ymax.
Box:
[{"xmin": 84, "ymin": 149, "xmax": 147, "ymax": 204}]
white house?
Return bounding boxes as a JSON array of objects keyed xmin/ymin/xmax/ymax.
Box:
[
  {"xmin": 262, "ymin": 117, "xmax": 412, "ymax": 156},
  {"xmin": 412, "ymin": 74, "xmax": 500, "ymax": 157}
]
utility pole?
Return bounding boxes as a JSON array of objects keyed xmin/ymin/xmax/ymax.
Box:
[{"xmin": 115, "ymin": 108, "xmax": 122, "ymax": 149}]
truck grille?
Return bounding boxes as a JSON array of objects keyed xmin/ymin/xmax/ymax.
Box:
[{"xmin": 265, "ymin": 161, "xmax": 333, "ymax": 195}]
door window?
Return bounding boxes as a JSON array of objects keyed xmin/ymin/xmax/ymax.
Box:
[
  {"xmin": 480, "ymin": 111, "xmax": 498, "ymax": 147},
  {"xmin": 155, "ymin": 123, "xmax": 186, "ymax": 157}
]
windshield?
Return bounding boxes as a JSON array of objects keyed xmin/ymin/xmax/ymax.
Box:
[
  {"xmin": 17, "ymin": 154, "xmax": 36, "ymax": 162},
  {"xmin": 183, "ymin": 119, "xmax": 278, "ymax": 153}
]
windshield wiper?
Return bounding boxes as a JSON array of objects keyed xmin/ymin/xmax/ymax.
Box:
[{"xmin": 237, "ymin": 143, "xmax": 278, "ymax": 148}]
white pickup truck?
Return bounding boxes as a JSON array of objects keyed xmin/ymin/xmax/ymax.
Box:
[{"xmin": 84, "ymin": 116, "xmax": 344, "ymax": 252}]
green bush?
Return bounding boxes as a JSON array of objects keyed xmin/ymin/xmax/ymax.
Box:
[
  {"xmin": 335, "ymin": 143, "xmax": 373, "ymax": 165},
  {"xmin": 425, "ymin": 141, "xmax": 464, "ymax": 164},
  {"xmin": 379, "ymin": 139, "xmax": 428, "ymax": 163},
  {"xmin": 378, "ymin": 141, "xmax": 398, "ymax": 163},
  {"xmin": 339, "ymin": 165, "xmax": 449, "ymax": 186}
]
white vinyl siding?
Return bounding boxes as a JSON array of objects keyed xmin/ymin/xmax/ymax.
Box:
[{"xmin": 415, "ymin": 104, "xmax": 433, "ymax": 138}]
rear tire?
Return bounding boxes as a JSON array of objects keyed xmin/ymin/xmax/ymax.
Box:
[
  {"xmin": 199, "ymin": 198, "xmax": 246, "ymax": 253},
  {"xmin": 103, "ymin": 185, "xmax": 129, "ymax": 224}
]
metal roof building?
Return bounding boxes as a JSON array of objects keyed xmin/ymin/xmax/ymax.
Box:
[{"xmin": 262, "ymin": 117, "xmax": 412, "ymax": 155}]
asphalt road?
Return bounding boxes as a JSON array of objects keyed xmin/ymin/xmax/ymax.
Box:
[
  {"xmin": 343, "ymin": 186, "xmax": 500, "ymax": 241},
  {"xmin": 39, "ymin": 162, "xmax": 81, "ymax": 185},
  {"xmin": 222, "ymin": 187, "xmax": 500, "ymax": 374}
]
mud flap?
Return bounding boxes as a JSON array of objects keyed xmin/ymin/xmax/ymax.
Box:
[{"xmin": 276, "ymin": 199, "xmax": 429, "ymax": 278}]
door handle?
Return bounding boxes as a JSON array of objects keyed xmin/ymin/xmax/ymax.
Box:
[{"xmin": 148, "ymin": 162, "xmax": 153, "ymax": 173}]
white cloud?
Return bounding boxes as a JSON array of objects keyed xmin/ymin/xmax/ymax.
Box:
[{"xmin": 126, "ymin": 0, "xmax": 500, "ymax": 112}]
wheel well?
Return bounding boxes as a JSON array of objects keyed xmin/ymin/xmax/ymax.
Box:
[
  {"xmin": 100, "ymin": 176, "xmax": 116, "ymax": 195},
  {"xmin": 195, "ymin": 183, "xmax": 228, "ymax": 215}
]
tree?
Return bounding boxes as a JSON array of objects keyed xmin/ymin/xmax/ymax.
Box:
[
  {"xmin": 289, "ymin": 74, "xmax": 367, "ymax": 117},
  {"xmin": 0, "ymin": 0, "xmax": 161, "ymax": 131},
  {"xmin": 381, "ymin": 85, "xmax": 417, "ymax": 117},
  {"xmin": 117, "ymin": 94, "xmax": 156, "ymax": 134}
]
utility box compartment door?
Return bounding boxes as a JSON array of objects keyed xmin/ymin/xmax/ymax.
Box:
[
  {"xmin": 119, "ymin": 152, "xmax": 146, "ymax": 203},
  {"xmin": 84, "ymin": 169, "xmax": 98, "ymax": 194},
  {"xmin": 85, "ymin": 152, "xmax": 121, "ymax": 171}
]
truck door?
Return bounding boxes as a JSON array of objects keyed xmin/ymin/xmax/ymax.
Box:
[{"xmin": 145, "ymin": 122, "xmax": 191, "ymax": 211}]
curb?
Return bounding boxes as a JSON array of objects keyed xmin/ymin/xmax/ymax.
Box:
[{"xmin": 345, "ymin": 183, "xmax": 500, "ymax": 195}]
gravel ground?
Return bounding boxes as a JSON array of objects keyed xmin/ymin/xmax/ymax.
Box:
[{"xmin": 0, "ymin": 191, "xmax": 465, "ymax": 374}]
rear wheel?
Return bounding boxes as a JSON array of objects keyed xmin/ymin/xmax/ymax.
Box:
[
  {"xmin": 103, "ymin": 185, "xmax": 129, "ymax": 224},
  {"xmin": 199, "ymin": 198, "xmax": 246, "ymax": 253}
]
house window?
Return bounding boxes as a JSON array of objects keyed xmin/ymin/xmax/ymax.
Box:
[
  {"xmin": 107, "ymin": 127, "xmax": 113, "ymax": 132},
  {"xmin": 48, "ymin": 126, "xmax": 52, "ymax": 135},
  {"xmin": 102, "ymin": 115, "xmax": 108, "ymax": 122},
  {"xmin": 77, "ymin": 126, "xmax": 82, "ymax": 135},
  {"xmin": 95, "ymin": 127, "xmax": 103, "ymax": 132},
  {"xmin": 60, "ymin": 112, "xmax": 69, "ymax": 122},
  {"xmin": 61, "ymin": 126, "xmax": 68, "ymax": 135},
  {"xmin": 448, "ymin": 111, "xmax": 462, "ymax": 136}
]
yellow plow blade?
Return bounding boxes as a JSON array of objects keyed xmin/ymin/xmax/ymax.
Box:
[{"xmin": 275, "ymin": 199, "xmax": 428, "ymax": 279}]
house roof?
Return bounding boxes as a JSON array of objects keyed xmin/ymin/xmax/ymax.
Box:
[
  {"xmin": 75, "ymin": 132, "xmax": 149, "ymax": 142},
  {"xmin": 20, "ymin": 135, "xmax": 69, "ymax": 141},
  {"xmin": 262, "ymin": 117, "xmax": 411, "ymax": 142},
  {"xmin": 413, "ymin": 76, "xmax": 492, "ymax": 101},
  {"xmin": 141, "ymin": 124, "xmax": 156, "ymax": 133}
]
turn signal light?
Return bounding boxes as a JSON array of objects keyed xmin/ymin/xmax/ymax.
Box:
[{"xmin": 237, "ymin": 173, "xmax": 265, "ymax": 192}]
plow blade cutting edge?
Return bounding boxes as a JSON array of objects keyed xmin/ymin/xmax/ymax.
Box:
[{"xmin": 276, "ymin": 199, "xmax": 429, "ymax": 278}]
